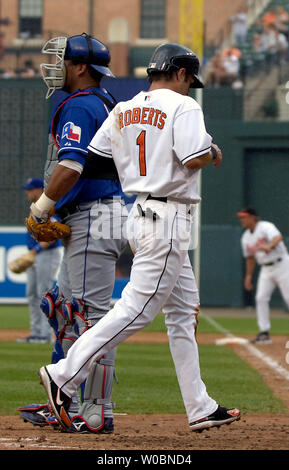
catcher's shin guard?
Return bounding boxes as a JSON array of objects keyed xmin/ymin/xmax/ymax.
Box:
[
  {"xmin": 40, "ymin": 285, "xmax": 74, "ymax": 343},
  {"xmin": 69, "ymin": 349, "xmax": 116, "ymax": 433},
  {"xmin": 51, "ymin": 337, "xmax": 64, "ymax": 364}
]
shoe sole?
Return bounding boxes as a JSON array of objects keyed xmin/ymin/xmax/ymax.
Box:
[
  {"xmin": 190, "ymin": 413, "xmax": 241, "ymax": 433},
  {"xmin": 38, "ymin": 367, "xmax": 71, "ymax": 431}
]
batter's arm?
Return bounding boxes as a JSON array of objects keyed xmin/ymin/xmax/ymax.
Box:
[
  {"xmin": 244, "ymin": 256, "xmax": 256, "ymax": 291},
  {"xmin": 184, "ymin": 144, "xmax": 222, "ymax": 170}
]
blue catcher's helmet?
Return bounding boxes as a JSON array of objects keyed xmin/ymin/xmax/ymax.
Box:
[
  {"xmin": 40, "ymin": 32, "xmax": 114, "ymax": 99},
  {"xmin": 65, "ymin": 33, "xmax": 115, "ymax": 78}
]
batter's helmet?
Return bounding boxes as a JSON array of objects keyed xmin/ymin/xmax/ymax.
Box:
[
  {"xmin": 147, "ymin": 43, "xmax": 204, "ymax": 88},
  {"xmin": 40, "ymin": 33, "xmax": 114, "ymax": 99}
]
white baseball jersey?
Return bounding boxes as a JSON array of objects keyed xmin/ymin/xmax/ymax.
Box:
[
  {"xmin": 88, "ymin": 88, "xmax": 212, "ymax": 203},
  {"xmin": 241, "ymin": 220, "xmax": 288, "ymax": 265}
]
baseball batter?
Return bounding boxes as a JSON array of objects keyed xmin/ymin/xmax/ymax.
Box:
[
  {"xmin": 37, "ymin": 43, "xmax": 241, "ymax": 433},
  {"xmin": 22, "ymin": 33, "xmax": 128, "ymax": 433},
  {"xmin": 237, "ymin": 207, "xmax": 289, "ymax": 344}
]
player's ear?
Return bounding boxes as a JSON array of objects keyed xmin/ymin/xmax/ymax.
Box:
[
  {"xmin": 76, "ymin": 63, "xmax": 88, "ymax": 77},
  {"xmin": 176, "ymin": 67, "xmax": 187, "ymax": 82}
]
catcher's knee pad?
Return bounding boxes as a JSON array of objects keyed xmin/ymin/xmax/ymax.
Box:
[
  {"xmin": 40, "ymin": 285, "xmax": 74, "ymax": 343},
  {"xmin": 75, "ymin": 349, "xmax": 117, "ymax": 432}
]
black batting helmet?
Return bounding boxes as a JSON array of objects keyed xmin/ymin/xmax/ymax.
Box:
[{"xmin": 147, "ymin": 43, "xmax": 204, "ymax": 88}]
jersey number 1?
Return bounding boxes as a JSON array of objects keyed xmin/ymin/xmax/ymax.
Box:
[{"xmin": 137, "ymin": 130, "xmax": 146, "ymax": 176}]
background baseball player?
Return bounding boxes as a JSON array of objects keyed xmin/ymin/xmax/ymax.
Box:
[
  {"xmin": 237, "ymin": 207, "xmax": 289, "ymax": 344},
  {"xmin": 36, "ymin": 43, "xmax": 241, "ymax": 434},
  {"xmin": 10, "ymin": 177, "xmax": 62, "ymax": 344},
  {"xmin": 21, "ymin": 33, "xmax": 128, "ymax": 433}
]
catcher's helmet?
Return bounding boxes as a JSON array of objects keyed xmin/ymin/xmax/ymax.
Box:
[
  {"xmin": 147, "ymin": 43, "xmax": 204, "ymax": 88},
  {"xmin": 65, "ymin": 33, "xmax": 115, "ymax": 78},
  {"xmin": 40, "ymin": 33, "xmax": 114, "ymax": 99}
]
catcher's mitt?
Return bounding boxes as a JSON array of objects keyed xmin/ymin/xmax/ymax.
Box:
[
  {"xmin": 8, "ymin": 251, "xmax": 36, "ymax": 274},
  {"xmin": 25, "ymin": 211, "xmax": 71, "ymax": 242}
]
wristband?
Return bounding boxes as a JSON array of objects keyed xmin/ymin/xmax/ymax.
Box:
[
  {"xmin": 35, "ymin": 192, "xmax": 56, "ymax": 212},
  {"xmin": 34, "ymin": 244, "xmax": 43, "ymax": 254},
  {"xmin": 211, "ymin": 146, "xmax": 218, "ymax": 160}
]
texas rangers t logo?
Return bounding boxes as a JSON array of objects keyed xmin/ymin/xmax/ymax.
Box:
[{"xmin": 62, "ymin": 122, "xmax": 82, "ymax": 143}]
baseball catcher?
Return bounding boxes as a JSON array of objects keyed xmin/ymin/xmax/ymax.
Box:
[{"xmin": 18, "ymin": 32, "xmax": 128, "ymax": 434}]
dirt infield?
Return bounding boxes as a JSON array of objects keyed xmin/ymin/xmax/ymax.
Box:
[{"xmin": 1, "ymin": 329, "xmax": 289, "ymax": 450}]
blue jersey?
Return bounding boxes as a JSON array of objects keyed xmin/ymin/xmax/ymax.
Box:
[{"xmin": 50, "ymin": 88, "xmax": 124, "ymax": 212}]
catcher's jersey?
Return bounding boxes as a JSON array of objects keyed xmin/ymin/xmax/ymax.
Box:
[
  {"xmin": 47, "ymin": 88, "xmax": 123, "ymax": 212},
  {"xmin": 241, "ymin": 221, "xmax": 288, "ymax": 265},
  {"xmin": 88, "ymin": 88, "xmax": 212, "ymax": 203}
]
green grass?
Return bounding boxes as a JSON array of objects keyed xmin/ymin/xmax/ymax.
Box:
[
  {"xmin": 1, "ymin": 305, "xmax": 288, "ymax": 336},
  {"xmin": 143, "ymin": 312, "xmax": 289, "ymax": 336},
  {"xmin": 0, "ymin": 306, "xmax": 287, "ymax": 416},
  {"xmin": 112, "ymin": 343, "xmax": 284, "ymax": 415},
  {"xmin": 0, "ymin": 340, "xmax": 285, "ymax": 416},
  {"xmin": 0, "ymin": 305, "xmax": 30, "ymax": 329},
  {"xmin": 0, "ymin": 342, "xmax": 51, "ymax": 414}
]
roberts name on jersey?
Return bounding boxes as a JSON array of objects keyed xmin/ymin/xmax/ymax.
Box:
[{"xmin": 118, "ymin": 107, "xmax": 167, "ymax": 130}]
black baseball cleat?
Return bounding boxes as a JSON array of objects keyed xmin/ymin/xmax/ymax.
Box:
[
  {"xmin": 189, "ymin": 405, "xmax": 241, "ymax": 433},
  {"xmin": 252, "ymin": 331, "xmax": 272, "ymax": 344},
  {"xmin": 38, "ymin": 366, "xmax": 72, "ymax": 431}
]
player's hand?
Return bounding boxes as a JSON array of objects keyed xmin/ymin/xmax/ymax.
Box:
[
  {"xmin": 257, "ymin": 242, "xmax": 272, "ymax": 254},
  {"xmin": 30, "ymin": 202, "xmax": 51, "ymax": 223},
  {"xmin": 244, "ymin": 274, "xmax": 253, "ymax": 291},
  {"xmin": 211, "ymin": 144, "xmax": 222, "ymax": 168}
]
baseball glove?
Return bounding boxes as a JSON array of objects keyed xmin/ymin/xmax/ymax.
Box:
[
  {"xmin": 25, "ymin": 211, "xmax": 71, "ymax": 242},
  {"xmin": 8, "ymin": 251, "xmax": 36, "ymax": 274}
]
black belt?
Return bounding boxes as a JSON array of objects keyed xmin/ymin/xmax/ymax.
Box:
[
  {"xmin": 56, "ymin": 204, "xmax": 77, "ymax": 219},
  {"xmin": 263, "ymin": 258, "xmax": 282, "ymax": 266},
  {"xmin": 57, "ymin": 198, "xmax": 115, "ymax": 220},
  {"xmin": 146, "ymin": 194, "xmax": 167, "ymax": 203}
]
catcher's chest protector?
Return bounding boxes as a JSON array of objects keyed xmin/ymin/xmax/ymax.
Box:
[
  {"xmin": 44, "ymin": 92, "xmax": 90, "ymax": 188},
  {"xmin": 44, "ymin": 134, "xmax": 59, "ymax": 188},
  {"xmin": 44, "ymin": 90, "xmax": 116, "ymax": 188}
]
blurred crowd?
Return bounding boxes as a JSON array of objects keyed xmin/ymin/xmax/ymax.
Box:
[
  {"xmin": 205, "ymin": 45, "xmax": 244, "ymax": 89},
  {"xmin": 205, "ymin": 5, "xmax": 289, "ymax": 88},
  {"xmin": 0, "ymin": 60, "xmax": 40, "ymax": 79},
  {"xmin": 253, "ymin": 6, "xmax": 289, "ymax": 64}
]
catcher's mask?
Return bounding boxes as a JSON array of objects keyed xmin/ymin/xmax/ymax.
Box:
[
  {"xmin": 40, "ymin": 32, "xmax": 115, "ymax": 99},
  {"xmin": 147, "ymin": 43, "xmax": 204, "ymax": 89}
]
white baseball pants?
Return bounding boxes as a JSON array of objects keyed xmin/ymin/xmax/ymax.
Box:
[
  {"xmin": 256, "ymin": 255, "xmax": 289, "ymax": 332},
  {"xmin": 46, "ymin": 196, "xmax": 217, "ymax": 423}
]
